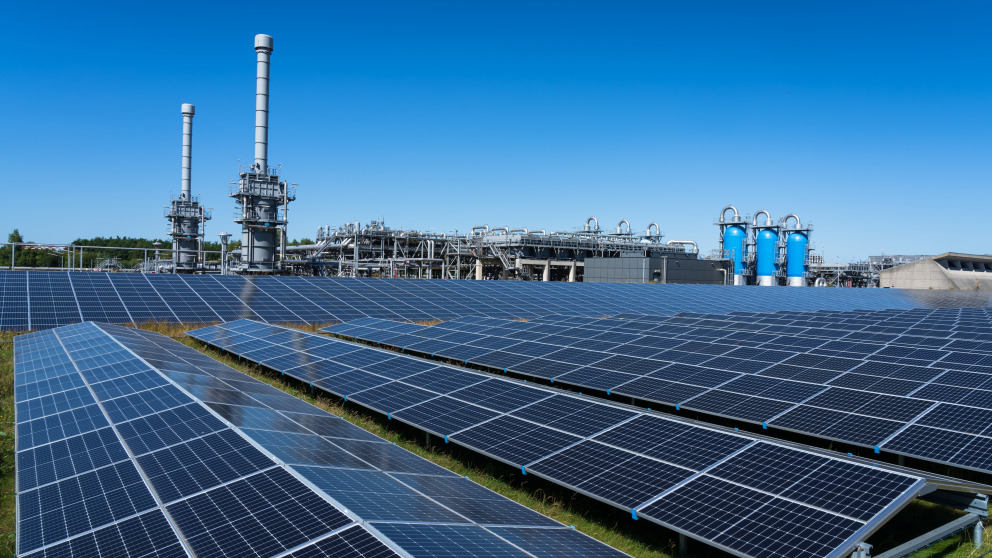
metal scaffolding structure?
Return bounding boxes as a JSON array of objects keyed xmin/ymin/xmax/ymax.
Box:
[
  {"xmin": 284, "ymin": 217, "xmax": 694, "ymax": 280},
  {"xmin": 807, "ymin": 254, "xmax": 931, "ymax": 287}
]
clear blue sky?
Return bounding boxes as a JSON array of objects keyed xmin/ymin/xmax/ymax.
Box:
[{"xmin": 4, "ymin": 1, "xmax": 989, "ymax": 261}]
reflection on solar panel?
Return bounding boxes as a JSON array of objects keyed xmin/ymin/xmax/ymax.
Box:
[
  {"xmin": 3, "ymin": 270, "xmax": 992, "ymax": 331},
  {"xmin": 329, "ymin": 309, "xmax": 992, "ymax": 475},
  {"xmin": 185, "ymin": 319, "xmax": 974, "ymax": 558},
  {"xmin": 14, "ymin": 323, "xmax": 624, "ymax": 557}
]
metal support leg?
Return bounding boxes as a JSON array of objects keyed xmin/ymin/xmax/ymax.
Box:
[
  {"xmin": 678, "ymin": 534, "xmax": 687, "ymax": 556},
  {"xmin": 975, "ymin": 519, "xmax": 984, "ymax": 547}
]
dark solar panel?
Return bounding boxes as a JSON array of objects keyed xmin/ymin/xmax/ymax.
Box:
[
  {"xmin": 4, "ymin": 270, "xmax": 992, "ymax": 332},
  {"xmin": 14, "ymin": 322, "xmax": 620, "ymax": 557},
  {"xmin": 188, "ymin": 319, "xmax": 950, "ymax": 558},
  {"xmin": 335, "ymin": 310, "xmax": 992, "ymax": 473}
]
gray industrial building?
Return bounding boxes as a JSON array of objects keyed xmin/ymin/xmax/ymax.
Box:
[
  {"xmin": 584, "ymin": 254, "xmax": 730, "ymax": 284},
  {"xmin": 880, "ymin": 252, "xmax": 992, "ymax": 290}
]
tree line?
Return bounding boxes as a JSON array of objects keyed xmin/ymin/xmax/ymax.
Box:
[{"xmin": 1, "ymin": 230, "xmax": 314, "ymax": 269}]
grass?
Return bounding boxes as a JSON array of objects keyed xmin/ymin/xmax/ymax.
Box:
[
  {"xmin": 0, "ymin": 322, "xmax": 990, "ymax": 558},
  {"xmin": 1, "ymin": 331, "xmax": 16, "ymax": 558}
]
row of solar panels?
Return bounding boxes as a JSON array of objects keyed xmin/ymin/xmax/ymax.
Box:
[
  {"xmin": 3, "ymin": 270, "xmax": 992, "ymax": 331},
  {"xmin": 323, "ymin": 311, "xmax": 992, "ymax": 475},
  {"xmin": 638, "ymin": 307, "xmax": 992, "ymax": 347},
  {"xmin": 14, "ymin": 322, "xmax": 625, "ymax": 557},
  {"xmin": 184, "ymin": 319, "xmax": 982, "ymax": 558}
]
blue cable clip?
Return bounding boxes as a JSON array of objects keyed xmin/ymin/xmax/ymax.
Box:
[
  {"xmin": 387, "ymin": 413, "xmax": 391, "ymax": 420},
  {"xmin": 631, "ymin": 509, "xmax": 638, "ymax": 520},
  {"xmin": 521, "ymin": 466, "xmax": 526, "ymax": 475},
  {"xmin": 570, "ymin": 525, "xmax": 575, "ymax": 530},
  {"xmin": 343, "ymin": 395, "xmax": 347, "ymax": 401},
  {"xmin": 761, "ymin": 422, "xmax": 767, "ymax": 429},
  {"xmin": 874, "ymin": 445, "xmax": 880, "ymax": 454},
  {"xmin": 847, "ymin": 452, "xmax": 853, "ymax": 456},
  {"xmin": 675, "ymin": 404, "xmax": 680, "ymax": 411},
  {"xmin": 606, "ymin": 389, "xmax": 610, "ymax": 395},
  {"xmin": 444, "ymin": 435, "xmax": 448, "ymax": 443}
]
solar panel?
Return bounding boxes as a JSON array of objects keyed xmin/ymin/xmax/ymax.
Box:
[
  {"xmin": 14, "ymin": 322, "xmax": 621, "ymax": 557},
  {"xmin": 340, "ymin": 310, "xmax": 992, "ymax": 474},
  {"xmin": 3, "ymin": 270, "xmax": 992, "ymax": 331},
  {"xmin": 187, "ymin": 319, "xmax": 978, "ymax": 558}
]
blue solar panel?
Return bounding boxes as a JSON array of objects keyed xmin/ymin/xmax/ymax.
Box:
[
  {"xmin": 188, "ymin": 319, "xmax": 961, "ymax": 558},
  {"xmin": 3, "ymin": 270, "xmax": 992, "ymax": 331},
  {"xmin": 17, "ymin": 321, "xmax": 615, "ymax": 557},
  {"xmin": 344, "ymin": 310, "xmax": 992, "ymax": 474}
]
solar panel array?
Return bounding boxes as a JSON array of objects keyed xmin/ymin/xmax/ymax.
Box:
[
  {"xmin": 322, "ymin": 307, "xmax": 992, "ymax": 475},
  {"xmin": 187, "ymin": 319, "xmax": 942, "ymax": 558},
  {"xmin": 3, "ymin": 270, "xmax": 992, "ymax": 331},
  {"xmin": 15, "ymin": 322, "xmax": 626, "ymax": 558}
]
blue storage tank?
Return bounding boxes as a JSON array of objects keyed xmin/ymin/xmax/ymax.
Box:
[
  {"xmin": 723, "ymin": 225, "xmax": 746, "ymax": 275},
  {"xmin": 786, "ymin": 232, "xmax": 808, "ymax": 278},
  {"xmin": 756, "ymin": 229, "xmax": 778, "ymax": 278}
]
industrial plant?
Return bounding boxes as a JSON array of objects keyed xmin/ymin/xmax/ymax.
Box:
[
  {"xmin": 4, "ymin": 32, "xmax": 978, "ymax": 293},
  {"xmin": 145, "ymin": 34, "xmax": 806, "ymax": 286}
]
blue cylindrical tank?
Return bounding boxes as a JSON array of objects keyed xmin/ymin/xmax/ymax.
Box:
[
  {"xmin": 723, "ymin": 225, "xmax": 746, "ymax": 274},
  {"xmin": 786, "ymin": 232, "xmax": 809, "ymax": 278},
  {"xmin": 756, "ymin": 229, "xmax": 778, "ymax": 277}
]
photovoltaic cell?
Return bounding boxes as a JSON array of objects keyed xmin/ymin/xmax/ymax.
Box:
[
  {"xmin": 16, "ymin": 322, "xmax": 617, "ymax": 558},
  {"xmin": 185, "ymin": 319, "xmax": 945, "ymax": 558}
]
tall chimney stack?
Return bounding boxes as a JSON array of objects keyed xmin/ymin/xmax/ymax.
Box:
[
  {"xmin": 254, "ymin": 34, "xmax": 273, "ymax": 172},
  {"xmin": 180, "ymin": 103, "xmax": 194, "ymax": 200},
  {"xmin": 230, "ymin": 33, "xmax": 294, "ymax": 274}
]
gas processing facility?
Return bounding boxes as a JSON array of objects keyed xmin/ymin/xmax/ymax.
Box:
[{"xmin": 7, "ymin": 34, "xmax": 992, "ymax": 558}]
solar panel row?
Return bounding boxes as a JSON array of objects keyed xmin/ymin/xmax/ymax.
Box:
[
  {"xmin": 3, "ymin": 270, "xmax": 992, "ymax": 331},
  {"xmin": 188, "ymin": 319, "xmax": 943, "ymax": 558},
  {"xmin": 325, "ymin": 310, "xmax": 992, "ymax": 474},
  {"xmin": 15, "ymin": 322, "xmax": 623, "ymax": 557}
]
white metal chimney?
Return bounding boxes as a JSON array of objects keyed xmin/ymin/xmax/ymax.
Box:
[
  {"xmin": 254, "ymin": 34, "xmax": 273, "ymax": 172},
  {"xmin": 180, "ymin": 104, "xmax": 194, "ymax": 200}
]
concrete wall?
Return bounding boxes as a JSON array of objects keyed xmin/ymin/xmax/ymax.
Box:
[
  {"xmin": 881, "ymin": 259, "xmax": 992, "ymax": 290},
  {"xmin": 584, "ymin": 256, "xmax": 728, "ymax": 284}
]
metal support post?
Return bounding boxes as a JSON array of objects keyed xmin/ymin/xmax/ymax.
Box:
[
  {"xmin": 849, "ymin": 543, "xmax": 871, "ymax": 558},
  {"xmin": 678, "ymin": 534, "xmax": 687, "ymax": 556},
  {"xmin": 975, "ymin": 520, "xmax": 984, "ymax": 547}
]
